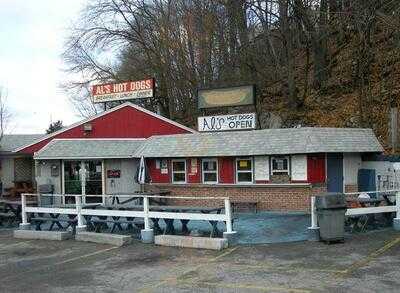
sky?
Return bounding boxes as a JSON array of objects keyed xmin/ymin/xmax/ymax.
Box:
[{"xmin": 0, "ymin": 0, "xmax": 87, "ymax": 134}]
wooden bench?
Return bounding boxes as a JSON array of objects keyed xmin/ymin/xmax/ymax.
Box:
[{"xmin": 232, "ymin": 201, "xmax": 258, "ymax": 213}]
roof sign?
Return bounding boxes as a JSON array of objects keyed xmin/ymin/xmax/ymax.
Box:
[
  {"xmin": 198, "ymin": 85, "xmax": 255, "ymax": 109},
  {"xmin": 92, "ymin": 78, "xmax": 154, "ymax": 103},
  {"xmin": 198, "ymin": 113, "xmax": 256, "ymax": 132}
]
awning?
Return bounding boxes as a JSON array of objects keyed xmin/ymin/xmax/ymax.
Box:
[{"xmin": 34, "ymin": 139, "xmax": 144, "ymax": 160}]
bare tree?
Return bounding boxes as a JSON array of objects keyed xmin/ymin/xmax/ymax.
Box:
[{"xmin": 0, "ymin": 87, "xmax": 11, "ymax": 141}]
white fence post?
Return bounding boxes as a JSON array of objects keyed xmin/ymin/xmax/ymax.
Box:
[
  {"xmin": 143, "ymin": 196, "xmax": 150, "ymax": 230},
  {"xmin": 310, "ymin": 196, "xmax": 318, "ymax": 229},
  {"xmin": 223, "ymin": 198, "xmax": 237, "ymax": 246},
  {"xmin": 141, "ymin": 196, "xmax": 154, "ymax": 243},
  {"xmin": 394, "ymin": 192, "xmax": 400, "ymax": 231},
  {"xmin": 19, "ymin": 193, "xmax": 30, "ymax": 230},
  {"xmin": 76, "ymin": 195, "xmax": 86, "ymax": 232},
  {"xmin": 224, "ymin": 198, "xmax": 233, "ymax": 233},
  {"xmin": 307, "ymin": 196, "xmax": 320, "ymax": 241}
]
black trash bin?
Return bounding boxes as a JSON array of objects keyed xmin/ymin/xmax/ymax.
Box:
[{"xmin": 315, "ymin": 193, "xmax": 347, "ymax": 243}]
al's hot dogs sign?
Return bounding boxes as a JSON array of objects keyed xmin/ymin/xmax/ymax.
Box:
[
  {"xmin": 92, "ymin": 78, "xmax": 154, "ymax": 103},
  {"xmin": 198, "ymin": 113, "xmax": 256, "ymax": 132}
]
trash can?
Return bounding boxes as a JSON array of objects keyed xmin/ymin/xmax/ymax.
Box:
[
  {"xmin": 38, "ymin": 184, "xmax": 54, "ymax": 206},
  {"xmin": 315, "ymin": 193, "xmax": 347, "ymax": 243}
]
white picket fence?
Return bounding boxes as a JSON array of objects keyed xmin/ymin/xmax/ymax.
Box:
[
  {"xmin": 309, "ymin": 190, "xmax": 400, "ymax": 230},
  {"xmin": 20, "ymin": 193, "xmax": 235, "ymax": 234}
]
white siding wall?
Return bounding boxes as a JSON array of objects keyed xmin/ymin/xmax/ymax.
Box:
[
  {"xmin": 362, "ymin": 160, "xmax": 398, "ymax": 190},
  {"xmin": 105, "ymin": 159, "xmax": 140, "ymax": 194},
  {"xmin": 35, "ymin": 160, "xmax": 62, "ymax": 194},
  {"xmin": 1, "ymin": 158, "xmax": 15, "ymax": 192},
  {"xmin": 344, "ymin": 153, "xmax": 362, "ymax": 185},
  {"xmin": 291, "ymin": 155, "xmax": 307, "ymax": 181},
  {"xmin": 254, "ymin": 156, "xmax": 270, "ymax": 181}
]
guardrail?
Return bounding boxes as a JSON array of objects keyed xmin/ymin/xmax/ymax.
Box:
[
  {"xmin": 19, "ymin": 193, "xmax": 235, "ymax": 235},
  {"xmin": 309, "ymin": 190, "xmax": 400, "ymax": 231}
]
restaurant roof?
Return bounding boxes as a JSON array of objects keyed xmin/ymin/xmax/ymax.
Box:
[
  {"xmin": 0, "ymin": 134, "xmax": 44, "ymax": 153},
  {"xmin": 34, "ymin": 139, "xmax": 145, "ymax": 159},
  {"xmin": 135, "ymin": 127, "xmax": 383, "ymax": 158}
]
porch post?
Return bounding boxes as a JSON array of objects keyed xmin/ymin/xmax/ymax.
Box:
[
  {"xmin": 76, "ymin": 162, "xmax": 87, "ymax": 232},
  {"xmin": 141, "ymin": 196, "xmax": 154, "ymax": 243},
  {"xmin": 101, "ymin": 159, "xmax": 106, "ymax": 205},
  {"xmin": 19, "ymin": 193, "xmax": 31, "ymax": 230},
  {"xmin": 393, "ymin": 192, "xmax": 400, "ymax": 231},
  {"xmin": 307, "ymin": 196, "xmax": 320, "ymax": 241}
]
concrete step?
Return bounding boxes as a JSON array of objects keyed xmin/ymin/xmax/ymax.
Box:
[
  {"xmin": 155, "ymin": 235, "xmax": 228, "ymax": 250},
  {"xmin": 14, "ymin": 230, "xmax": 72, "ymax": 241},
  {"xmin": 75, "ymin": 232, "xmax": 132, "ymax": 247}
]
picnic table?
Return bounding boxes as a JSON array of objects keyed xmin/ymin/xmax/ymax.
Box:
[
  {"xmin": 346, "ymin": 197, "xmax": 385, "ymax": 232},
  {"xmin": 109, "ymin": 190, "xmax": 170, "ymax": 205},
  {"xmin": 31, "ymin": 203, "xmax": 100, "ymax": 232},
  {"xmin": 88, "ymin": 204, "xmax": 224, "ymax": 236},
  {"xmin": 0, "ymin": 198, "xmax": 37, "ymax": 219}
]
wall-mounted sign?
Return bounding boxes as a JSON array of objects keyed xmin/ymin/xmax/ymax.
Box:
[
  {"xmin": 198, "ymin": 113, "xmax": 256, "ymax": 132},
  {"xmin": 198, "ymin": 85, "xmax": 255, "ymax": 109},
  {"xmin": 160, "ymin": 160, "xmax": 168, "ymax": 174},
  {"xmin": 107, "ymin": 169, "xmax": 121, "ymax": 178},
  {"xmin": 92, "ymin": 78, "xmax": 154, "ymax": 103}
]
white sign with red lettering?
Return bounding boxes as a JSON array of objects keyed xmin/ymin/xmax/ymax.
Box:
[{"xmin": 92, "ymin": 79, "xmax": 154, "ymax": 103}]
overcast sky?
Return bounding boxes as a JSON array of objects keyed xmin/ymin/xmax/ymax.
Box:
[{"xmin": 0, "ymin": 0, "xmax": 86, "ymax": 134}]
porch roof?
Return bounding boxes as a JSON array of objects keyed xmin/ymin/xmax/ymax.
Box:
[
  {"xmin": 135, "ymin": 127, "xmax": 384, "ymax": 158},
  {"xmin": 0, "ymin": 134, "xmax": 43, "ymax": 154},
  {"xmin": 34, "ymin": 139, "xmax": 145, "ymax": 160}
]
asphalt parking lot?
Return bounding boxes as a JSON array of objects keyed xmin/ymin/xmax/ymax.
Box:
[{"xmin": 1, "ymin": 229, "xmax": 400, "ymax": 293}]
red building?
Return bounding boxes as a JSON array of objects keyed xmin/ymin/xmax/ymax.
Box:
[{"xmin": 11, "ymin": 102, "xmax": 383, "ymax": 211}]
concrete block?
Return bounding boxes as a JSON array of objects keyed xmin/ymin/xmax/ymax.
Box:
[
  {"xmin": 14, "ymin": 230, "xmax": 72, "ymax": 241},
  {"xmin": 75, "ymin": 232, "xmax": 132, "ymax": 247},
  {"xmin": 223, "ymin": 231, "xmax": 238, "ymax": 246},
  {"xmin": 307, "ymin": 227, "xmax": 320, "ymax": 241},
  {"xmin": 155, "ymin": 235, "xmax": 228, "ymax": 250},
  {"xmin": 141, "ymin": 229, "xmax": 154, "ymax": 244},
  {"xmin": 18, "ymin": 223, "xmax": 31, "ymax": 230},
  {"xmin": 393, "ymin": 218, "xmax": 400, "ymax": 231}
]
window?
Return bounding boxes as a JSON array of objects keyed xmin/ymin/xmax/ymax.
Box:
[
  {"xmin": 236, "ymin": 158, "xmax": 253, "ymax": 183},
  {"xmin": 202, "ymin": 159, "xmax": 218, "ymax": 184},
  {"xmin": 271, "ymin": 156, "xmax": 289, "ymax": 174},
  {"xmin": 172, "ymin": 159, "xmax": 186, "ymax": 183},
  {"xmin": 63, "ymin": 160, "xmax": 103, "ymax": 203}
]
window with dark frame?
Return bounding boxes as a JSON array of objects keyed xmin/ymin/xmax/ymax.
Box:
[
  {"xmin": 172, "ymin": 159, "xmax": 186, "ymax": 183},
  {"xmin": 202, "ymin": 159, "xmax": 218, "ymax": 183},
  {"xmin": 236, "ymin": 158, "xmax": 253, "ymax": 183},
  {"xmin": 271, "ymin": 156, "xmax": 289, "ymax": 174}
]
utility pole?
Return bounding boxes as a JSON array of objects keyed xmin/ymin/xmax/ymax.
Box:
[{"xmin": 390, "ymin": 107, "xmax": 398, "ymax": 154}]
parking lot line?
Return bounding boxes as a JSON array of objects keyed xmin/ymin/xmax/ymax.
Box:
[
  {"xmin": 137, "ymin": 247, "xmax": 239, "ymax": 293},
  {"xmin": 55, "ymin": 246, "xmax": 119, "ymax": 265},
  {"xmin": 336, "ymin": 236, "xmax": 400, "ymax": 277},
  {"xmin": 175, "ymin": 279, "xmax": 312, "ymax": 293},
  {"xmin": 1, "ymin": 246, "xmax": 120, "ymax": 282},
  {"xmin": 0, "ymin": 240, "xmax": 34, "ymax": 251}
]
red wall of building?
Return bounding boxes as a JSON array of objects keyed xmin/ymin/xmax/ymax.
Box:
[
  {"xmin": 307, "ymin": 153, "xmax": 326, "ymax": 183},
  {"xmin": 147, "ymin": 159, "xmax": 170, "ymax": 183},
  {"xmin": 19, "ymin": 105, "xmax": 193, "ymax": 154},
  {"xmin": 219, "ymin": 157, "xmax": 235, "ymax": 184},
  {"xmin": 187, "ymin": 158, "xmax": 201, "ymax": 183}
]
